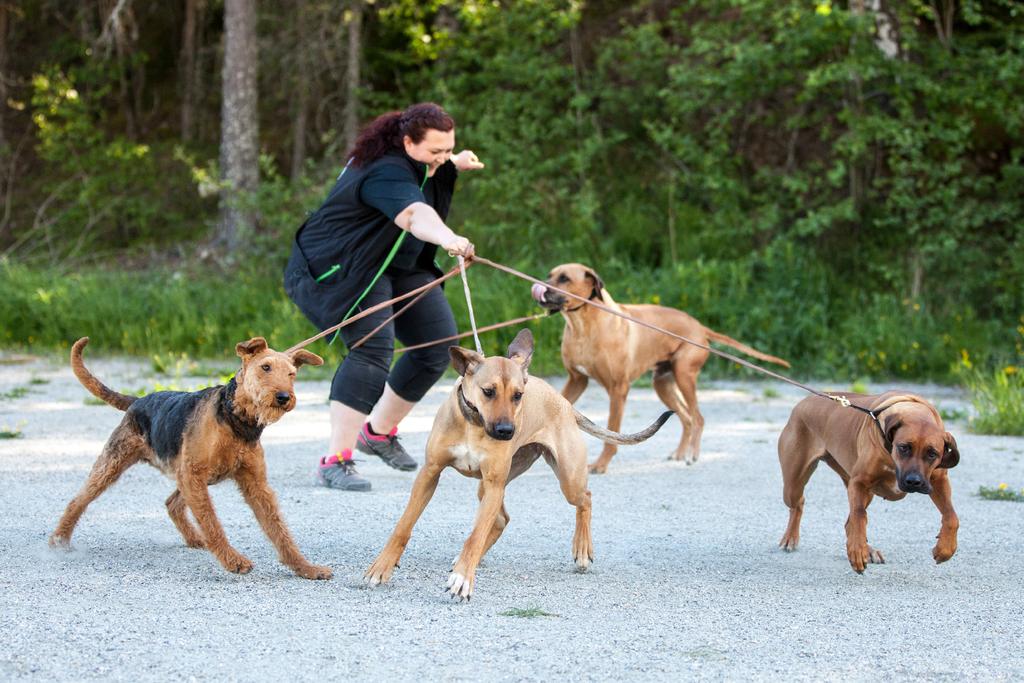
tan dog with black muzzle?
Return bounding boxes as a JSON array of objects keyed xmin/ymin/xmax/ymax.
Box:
[
  {"xmin": 533, "ymin": 263, "xmax": 790, "ymax": 473},
  {"xmin": 777, "ymin": 391, "xmax": 960, "ymax": 573},
  {"xmin": 364, "ymin": 329, "xmax": 672, "ymax": 601}
]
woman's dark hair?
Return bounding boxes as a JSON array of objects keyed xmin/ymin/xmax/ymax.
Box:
[{"xmin": 348, "ymin": 102, "xmax": 454, "ymax": 167}]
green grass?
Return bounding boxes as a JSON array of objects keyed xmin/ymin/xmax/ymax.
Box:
[
  {"xmin": 939, "ymin": 406, "xmax": 968, "ymax": 422},
  {"xmin": 978, "ymin": 485, "xmax": 1024, "ymax": 503},
  {"xmin": 964, "ymin": 367, "xmax": 1024, "ymax": 436},
  {"xmin": 499, "ymin": 607, "xmax": 559, "ymax": 618},
  {"xmin": 0, "ymin": 425, "xmax": 23, "ymax": 439},
  {"xmin": 0, "ymin": 259, "xmax": 1014, "ymax": 382},
  {"xmin": 29, "ymin": 377, "xmax": 50, "ymax": 385},
  {"xmin": 0, "ymin": 386, "xmax": 29, "ymax": 400}
]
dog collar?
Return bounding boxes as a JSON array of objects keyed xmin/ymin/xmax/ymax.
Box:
[
  {"xmin": 456, "ymin": 383, "xmax": 485, "ymax": 428},
  {"xmin": 217, "ymin": 378, "xmax": 265, "ymax": 443},
  {"xmin": 562, "ymin": 289, "xmax": 600, "ymax": 313}
]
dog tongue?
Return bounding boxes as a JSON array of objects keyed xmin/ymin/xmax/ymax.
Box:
[{"xmin": 530, "ymin": 283, "xmax": 547, "ymax": 303}]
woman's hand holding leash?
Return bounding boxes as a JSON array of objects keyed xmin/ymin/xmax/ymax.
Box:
[
  {"xmin": 444, "ymin": 235, "xmax": 475, "ymax": 258},
  {"xmin": 453, "ymin": 150, "xmax": 485, "ymax": 171}
]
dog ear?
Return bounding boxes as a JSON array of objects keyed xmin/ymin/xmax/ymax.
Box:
[
  {"xmin": 449, "ymin": 346, "xmax": 483, "ymax": 377},
  {"xmin": 882, "ymin": 413, "xmax": 902, "ymax": 449},
  {"xmin": 290, "ymin": 349, "xmax": 323, "ymax": 368},
  {"xmin": 940, "ymin": 431, "xmax": 960, "ymax": 468},
  {"xmin": 506, "ymin": 328, "xmax": 533, "ymax": 372},
  {"xmin": 583, "ymin": 267, "xmax": 604, "ymax": 298},
  {"xmin": 236, "ymin": 337, "xmax": 268, "ymax": 358}
]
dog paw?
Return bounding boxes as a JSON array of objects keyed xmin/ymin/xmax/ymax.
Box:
[
  {"xmin": 48, "ymin": 534, "xmax": 71, "ymax": 550},
  {"xmin": 364, "ymin": 557, "xmax": 398, "ymax": 587},
  {"xmin": 932, "ymin": 542, "xmax": 956, "ymax": 564},
  {"xmin": 223, "ymin": 552, "xmax": 253, "ymax": 574},
  {"xmin": 779, "ymin": 536, "xmax": 799, "ymax": 552},
  {"xmin": 446, "ymin": 571, "xmax": 474, "ymax": 601},
  {"xmin": 573, "ymin": 551, "xmax": 592, "ymax": 573},
  {"xmin": 867, "ymin": 545, "xmax": 886, "ymax": 564},
  {"xmin": 847, "ymin": 544, "xmax": 869, "ymax": 574},
  {"xmin": 587, "ymin": 462, "xmax": 608, "ymax": 475},
  {"xmin": 295, "ymin": 563, "xmax": 333, "ymax": 580},
  {"xmin": 184, "ymin": 538, "xmax": 206, "ymax": 549}
]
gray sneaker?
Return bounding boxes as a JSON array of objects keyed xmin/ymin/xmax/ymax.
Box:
[
  {"xmin": 355, "ymin": 424, "xmax": 418, "ymax": 471},
  {"xmin": 314, "ymin": 456, "xmax": 371, "ymax": 491}
]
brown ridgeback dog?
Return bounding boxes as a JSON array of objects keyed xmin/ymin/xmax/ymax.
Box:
[
  {"xmin": 777, "ymin": 391, "xmax": 960, "ymax": 573},
  {"xmin": 364, "ymin": 329, "xmax": 671, "ymax": 600},
  {"xmin": 533, "ymin": 263, "xmax": 790, "ymax": 473},
  {"xmin": 50, "ymin": 337, "xmax": 332, "ymax": 580}
]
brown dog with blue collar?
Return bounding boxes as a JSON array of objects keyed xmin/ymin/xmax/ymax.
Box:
[
  {"xmin": 777, "ymin": 391, "xmax": 960, "ymax": 573},
  {"xmin": 364, "ymin": 329, "xmax": 672, "ymax": 600}
]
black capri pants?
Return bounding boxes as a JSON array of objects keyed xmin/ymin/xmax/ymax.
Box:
[{"xmin": 330, "ymin": 269, "xmax": 457, "ymax": 413}]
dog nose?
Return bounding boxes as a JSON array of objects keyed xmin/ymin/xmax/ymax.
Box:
[
  {"xmin": 275, "ymin": 392, "xmax": 291, "ymax": 406},
  {"xmin": 902, "ymin": 471, "xmax": 926, "ymax": 491},
  {"xmin": 492, "ymin": 422, "xmax": 515, "ymax": 440}
]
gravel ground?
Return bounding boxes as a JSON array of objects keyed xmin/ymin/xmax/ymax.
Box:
[{"xmin": 1, "ymin": 350, "xmax": 1023, "ymax": 681}]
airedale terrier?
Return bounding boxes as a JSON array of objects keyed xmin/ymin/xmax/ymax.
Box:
[{"xmin": 49, "ymin": 336, "xmax": 332, "ymax": 580}]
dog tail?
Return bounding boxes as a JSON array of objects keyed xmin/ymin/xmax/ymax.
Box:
[
  {"xmin": 71, "ymin": 337, "xmax": 136, "ymax": 411},
  {"xmin": 573, "ymin": 409, "xmax": 674, "ymax": 445},
  {"xmin": 703, "ymin": 328, "xmax": 791, "ymax": 368}
]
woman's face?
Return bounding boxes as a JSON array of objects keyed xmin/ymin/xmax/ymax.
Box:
[{"xmin": 403, "ymin": 128, "xmax": 455, "ymax": 177}]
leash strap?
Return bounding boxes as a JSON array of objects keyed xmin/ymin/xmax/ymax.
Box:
[
  {"xmin": 458, "ymin": 255, "xmax": 484, "ymax": 354},
  {"xmin": 286, "ymin": 265, "xmax": 462, "ymax": 353},
  {"xmin": 469, "ymin": 255, "xmax": 865, "ymax": 409},
  {"xmin": 394, "ymin": 312, "xmax": 546, "ymax": 356}
]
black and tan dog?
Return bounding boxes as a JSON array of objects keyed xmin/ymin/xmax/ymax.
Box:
[
  {"xmin": 49, "ymin": 337, "xmax": 332, "ymax": 580},
  {"xmin": 777, "ymin": 391, "xmax": 960, "ymax": 573},
  {"xmin": 533, "ymin": 262, "xmax": 790, "ymax": 473},
  {"xmin": 364, "ymin": 329, "xmax": 672, "ymax": 600}
]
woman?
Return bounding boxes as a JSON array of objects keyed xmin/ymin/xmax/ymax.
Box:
[{"xmin": 284, "ymin": 102, "xmax": 483, "ymax": 491}]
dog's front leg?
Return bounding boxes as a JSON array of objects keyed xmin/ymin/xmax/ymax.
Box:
[
  {"xmin": 179, "ymin": 464, "xmax": 252, "ymax": 574},
  {"xmin": 590, "ymin": 384, "xmax": 629, "ymax": 474},
  {"xmin": 561, "ymin": 371, "xmax": 589, "ymax": 404},
  {"xmin": 448, "ymin": 461, "xmax": 511, "ymax": 601},
  {"xmin": 929, "ymin": 471, "xmax": 959, "ymax": 564},
  {"xmin": 365, "ymin": 461, "xmax": 445, "ymax": 586},
  {"xmin": 844, "ymin": 479, "xmax": 874, "ymax": 574},
  {"xmin": 235, "ymin": 461, "xmax": 332, "ymax": 580}
]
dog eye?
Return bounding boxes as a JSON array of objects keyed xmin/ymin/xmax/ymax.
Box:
[
  {"xmin": 512, "ymin": 391, "xmax": 523, "ymax": 402},
  {"xmin": 897, "ymin": 443, "xmax": 910, "ymax": 456},
  {"xmin": 482, "ymin": 387, "xmax": 496, "ymax": 398},
  {"xmin": 926, "ymin": 450, "xmax": 938, "ymax": 461},
  {"xmin": 261, "ymin": 364, "xmax": 271, "ymax": 372},
  {"xmin": 557, "ymin": 274, "xmax": 569, "ymax": 283}
]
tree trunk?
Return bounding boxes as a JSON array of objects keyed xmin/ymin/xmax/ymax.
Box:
[
  {"xmin": 343, "ymin": 0, "xmax": 363, "ymax": 155},
  {"xmin": 179, "ymin": 0, "xmax": 203, "ymax": 142},
  {"xmin": 290, "ymin": 0, "xmax": 310, "ymax": 180},
  {"xmin": 217, "ymin": 0, "xmax": 259, "ymax": 251},
  {"xmin": 0, "ymin": 4, "xmax": 8, "ymax": 153}
]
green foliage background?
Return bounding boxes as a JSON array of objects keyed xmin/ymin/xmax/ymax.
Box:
[{"xmin": 1, "ymin": 0, "xmax": 1021, "ymax": 383}]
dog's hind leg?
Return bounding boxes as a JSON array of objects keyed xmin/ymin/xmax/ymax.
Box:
[
  {"xmin": 652, "ymin": 368, "xmax": 691, "ymax": 462},
  {"xmin": 234, "ymin": 459, "xmax": 332, "ymax": 580},
  {"xmin": 777, "ymin": 422, "xmax": 823, "ymax": 552},
  {"xmin": 671, "ymin": 357, "xmax": 705, "ymax": 464},
  {"xmin": 165, "ymin": 490, "xmax": 205, "ymax": 548},
  {"xmin": 49, "ymin": 427, "xmax": 143, "ymax": 549}
]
